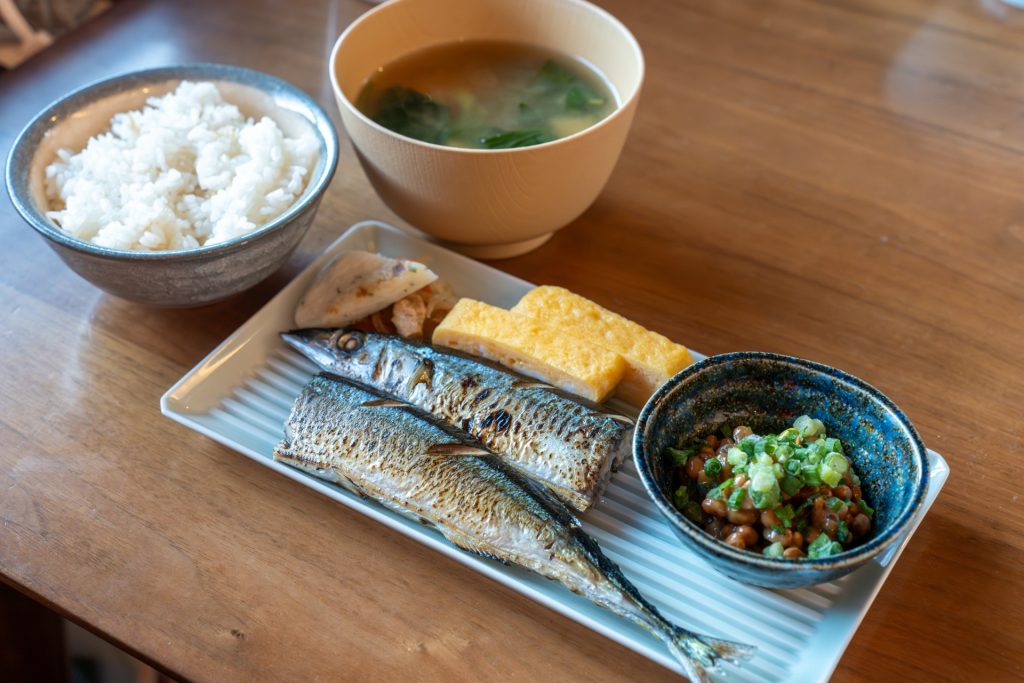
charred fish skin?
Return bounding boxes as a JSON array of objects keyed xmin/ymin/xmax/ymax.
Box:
[
  {"xmin": 281, "ymin": 328, "xmax": 633, "ymax": 512},
  {"xmin": 273, "ymin": 373, "xmax": 754, "ymax": 682}
]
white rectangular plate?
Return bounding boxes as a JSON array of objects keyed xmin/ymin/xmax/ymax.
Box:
[{"xmin": 162, "ymin": 220, "xmax": 949, "ymax": 683}]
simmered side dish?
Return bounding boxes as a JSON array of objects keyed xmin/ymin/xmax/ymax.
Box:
[{"xmin": 667, "ymin": 416, "xmax": 874, "ymax": 559}]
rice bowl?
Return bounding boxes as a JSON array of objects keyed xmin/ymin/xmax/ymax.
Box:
[
  {"xmin": 5, "ymin": 64, "xmax": 339, "ymax": 306},
  {"xmin": 44, "ymin": 81, "xmax": 319, "ymax": 252}
]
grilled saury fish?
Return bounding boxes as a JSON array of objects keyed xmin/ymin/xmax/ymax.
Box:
[
  {"xmin": 273, "ymin": 373, "xmax": 754, "ymax": 682},
  {"xmin": 282, "ymin": 328, "xmax": 632, "ymax": 512}
]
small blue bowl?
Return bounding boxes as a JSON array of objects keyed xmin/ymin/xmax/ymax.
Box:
[
  {"xmin": 5, "ymin": 64, "xmax": 339, "ymax": 307},
  {"xmin": 633, "ymin": 352, "xmax": 928, "ymax": 588}
]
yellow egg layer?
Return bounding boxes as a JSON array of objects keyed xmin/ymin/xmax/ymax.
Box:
[
  {"xmin": 511, "ymin": 286, "xmax": 692, "ymax": 405},
  {"xmin": 432, "ymin": 298, "xmax": 626, "ymax": 403}
]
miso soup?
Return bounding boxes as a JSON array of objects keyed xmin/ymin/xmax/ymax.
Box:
[{"xmin": 356, "ymin": 41, "xmax": 617, "ymax": 149}]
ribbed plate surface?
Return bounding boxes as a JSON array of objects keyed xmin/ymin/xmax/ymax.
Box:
[{"xmin": 161, "ymin": 221, "xmax": 948, "ymax": 683}]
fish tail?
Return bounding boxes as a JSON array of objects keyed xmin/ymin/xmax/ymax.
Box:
[{"xmin": 663, "ymin": 628, "xmax": 756, "ymax": 683}]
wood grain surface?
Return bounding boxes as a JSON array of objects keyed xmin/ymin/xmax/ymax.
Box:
[{"xmin": 2, "ymin": 0, "xmax": 1022, "ymax": 681}]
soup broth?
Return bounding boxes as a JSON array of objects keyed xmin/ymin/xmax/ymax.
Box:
[{"xmin": 356, "ymin": 41, "xmax": 617, "ymax": 149}]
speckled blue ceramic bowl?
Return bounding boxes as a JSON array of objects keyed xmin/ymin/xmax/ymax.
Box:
[
  {"xmin": 5, "ymin": 64, "xmax": 339, "ymax": 307},
  {"xmin": 633, "ymin": 352, "xmax": 928, "ymax": 588}
]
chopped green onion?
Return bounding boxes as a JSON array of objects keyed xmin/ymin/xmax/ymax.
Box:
[
  {"xmin": 771, "ymin": 524, "xmax": 785, "ymax": 535},
  {"xmin": 751, "ymin": 488, "xmax": 780, "ymax": 510},
  {"xmin": 850, "ymin": 472, "xmax": 861, "ymax": 486},
  {"xmin": 673, "ymin": 486, "xmax": 690, "ymax": 510},
  {"xmin": 776, "ymin": 504, "xmax": 796, "ymax": 528},
  {"xmin": 823, "ymin": 437, "xmax": 843, "ymax": 454},
  {"xmin": 727, "ymin": 447, "xmax": 748, "ymax": 467},
  {"xmin": 781, "ymin": 474, "xmax": 803, "ymax": 496},
  {"xmin": 704, "ymin": 458, "xmax": 723, "ymax": 477},
  {"xmin": 740, "ymin": 439, "xmax": 758, "ymax": 457},
  {"xmin": 763, "ymin": 542, "xmax": 785, "ymax": 559},
  {"xmin": 776, "ymin": 443, "xmax": 795, "ymax": 461},
  {"xmin": 749, "ymin": 469, "xmax": 781, "ymax": 509},
  {"xmin": 801, "ymin": 463, "xmax": 822, "ymax": 486},
  {"xmin": 796, "ymin": 519, "xmax": 808, "ymax": 533},
  {"xmin": 808, "ymin": 533, "xmax": 844, "ymax": 559},
  {"xmin": 836, "ymin": 520, "xmax": 850, "ymax": 544},
  {"xmin": 826, "ymin": 497, "xmax": 845, "ymax": 513},
  {"xmin": 728, "ymin": 487, "xmax": 747, "ymax": 510},
  {"xmin": 857, "ymin": 499, "xmax": 874, "ymax": 517},
  {"xmin": 820, "ymin": 464, "xmax": 843, "ymax": 488},
  {"xmin": 665, "ymin": 447, "xmax": 695, "ymax": 466},
  {"xmin": 824, "ymin": 452, "xmax": 849, "ymax": 474},
  {"xmin": 779, "ymin": 427, "xmax": 801, "ymax": 442},
  {"xmin": 794, "ymin": 415, "xmax": 826, "ymax": 438},
  {"xmin": 707, "ymin": 477, "xmax": 734, "ymax": 501},
  {"xmin": 784, "ymin": 459, "xmax": 802, "ymax": 475}
]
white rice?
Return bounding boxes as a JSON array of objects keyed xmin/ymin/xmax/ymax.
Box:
[{"xmin": 44, "ymin": 81, "xmax": 319, "ymax": 251}]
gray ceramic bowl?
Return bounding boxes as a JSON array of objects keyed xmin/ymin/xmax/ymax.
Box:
[
  {"xmin": 633, "ymin": 352, "xmax": 929, "ymax": 588},
  {"xmin": 5, "ymin": 64, "xmax": 339, "ymax": 307}
]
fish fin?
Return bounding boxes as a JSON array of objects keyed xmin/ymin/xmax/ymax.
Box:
[
  {"xmin": 424, "ymin": 443, "xmax": 492, "ymax": 458},
  {"xmin": 510, "ymin": 379, "xmax": 553, "ymax": 391},
  {"xmin": 443, "ymin": 530, "xmax": 511, "ymax": 565},
  {"xmin": 663, "ymin": 628, "xmax": 756, "ymax": 682},
  {"xmin": 605, "ymin": 413, "xmax": 635, "ymax": 426},
  {"xmin": 273, "ymin": 445, "xmax": 369, "ymax": 498},
  {"xmin": 361, "ymin": 398, "xmax": 409, "ymax": 408}
]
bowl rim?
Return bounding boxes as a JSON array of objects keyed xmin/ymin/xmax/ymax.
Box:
[
  {"xmin": 328, "ymin": 0, "xmax": 645, "ymax": 155},
  {"xmin": 4, "ymin": 63, "xmax": 339, "ymax": 262},
  {"xmin": 633, "ymin": 351, "xmax": 930, "ymax": 573}
]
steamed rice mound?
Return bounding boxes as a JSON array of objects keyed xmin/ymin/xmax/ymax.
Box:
[{"xmin": 44, "ymin": 81, "xmax": 318, "ymax": 251}]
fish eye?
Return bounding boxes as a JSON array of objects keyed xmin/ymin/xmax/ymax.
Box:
[{"xmin": 335, "ymin": 331, "xmax": 364, "ymax": 353}]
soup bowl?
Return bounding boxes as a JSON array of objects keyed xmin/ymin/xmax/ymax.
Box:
[
  {"xmin": 330, "ymin": 0, "xmax": 643, "ymax": 259},
  {"xmin": 633, "ymin": 353, "xmax": 930, "ymax": 588}
]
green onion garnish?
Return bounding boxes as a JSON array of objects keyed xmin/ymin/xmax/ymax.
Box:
[
  {"xmin": 794, "ymin": 415, "xmax": 826, "ymax": 438},
  {"xmin": 820, "ymin": 464, "xmax": 843, "ymax": 488},
  {"xmin": 824, "ymin": 452, "xmax": 849, "ymax": 474},
  {"xmin": 673, "ymin": 486, "xmax": 690, "ymax": 510},
  {"xmin": 776, "ymin": 504, "xmax": 796, "ymax": 528},
  {"xmin": 763, "ymin": 542, "xmax": 785, "ymax": 559},
  {"xmin": 706, "ymin": 477, "xmax": 734, "ymax": 501},
  {"xmin": 857, "ymin": 499, "xmax": 874, "ymax": 517},
  {"xmin": 807, "ymin": 533, "xmax": 843, "ymax": 559},
  {"xmin": 728, "ymin": 487, "xmax": 747, "ymax": 509},
  {"xmin": 836, "ymin": 520, "xmax": 850, "ymax": 544},
  {"xmin": 801, "ymin": 463, "xmax": 822, "ymax": 486},
  {"xmin": 826, "ymin": 497, "xmax": 845, "ymax": 513},
  {"xmin": 665, "ymin": 446, "xmax": 695, "ymax": 466},
  {"xmin": 726, "ymin": 447, "xmax": 748, "ymax": 467},
  {"xmin": 704, "ymin": 458, "xmax": 723, "ymax": 477}
]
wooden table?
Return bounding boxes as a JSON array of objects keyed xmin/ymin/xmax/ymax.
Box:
[{"xmin": 2, "ymin": 1, "xmax": 1022, "ymax": 680}]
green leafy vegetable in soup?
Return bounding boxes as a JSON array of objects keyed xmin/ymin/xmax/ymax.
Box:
[
  {"xmin": 356, "ymin": 41, "xmax": 616, "ymax": 149},
  {"xmin": 664, "ymin": 416, "xmax": 874, "ymax": 560}
]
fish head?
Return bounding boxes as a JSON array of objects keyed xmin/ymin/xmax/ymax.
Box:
[
  {"xmin": 282, "ymin": 328, "xmax": 388, "ymax": 384},
  {"xmin": 283, "ymin": 328, "xmax": 438, "ymax": 398}
]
